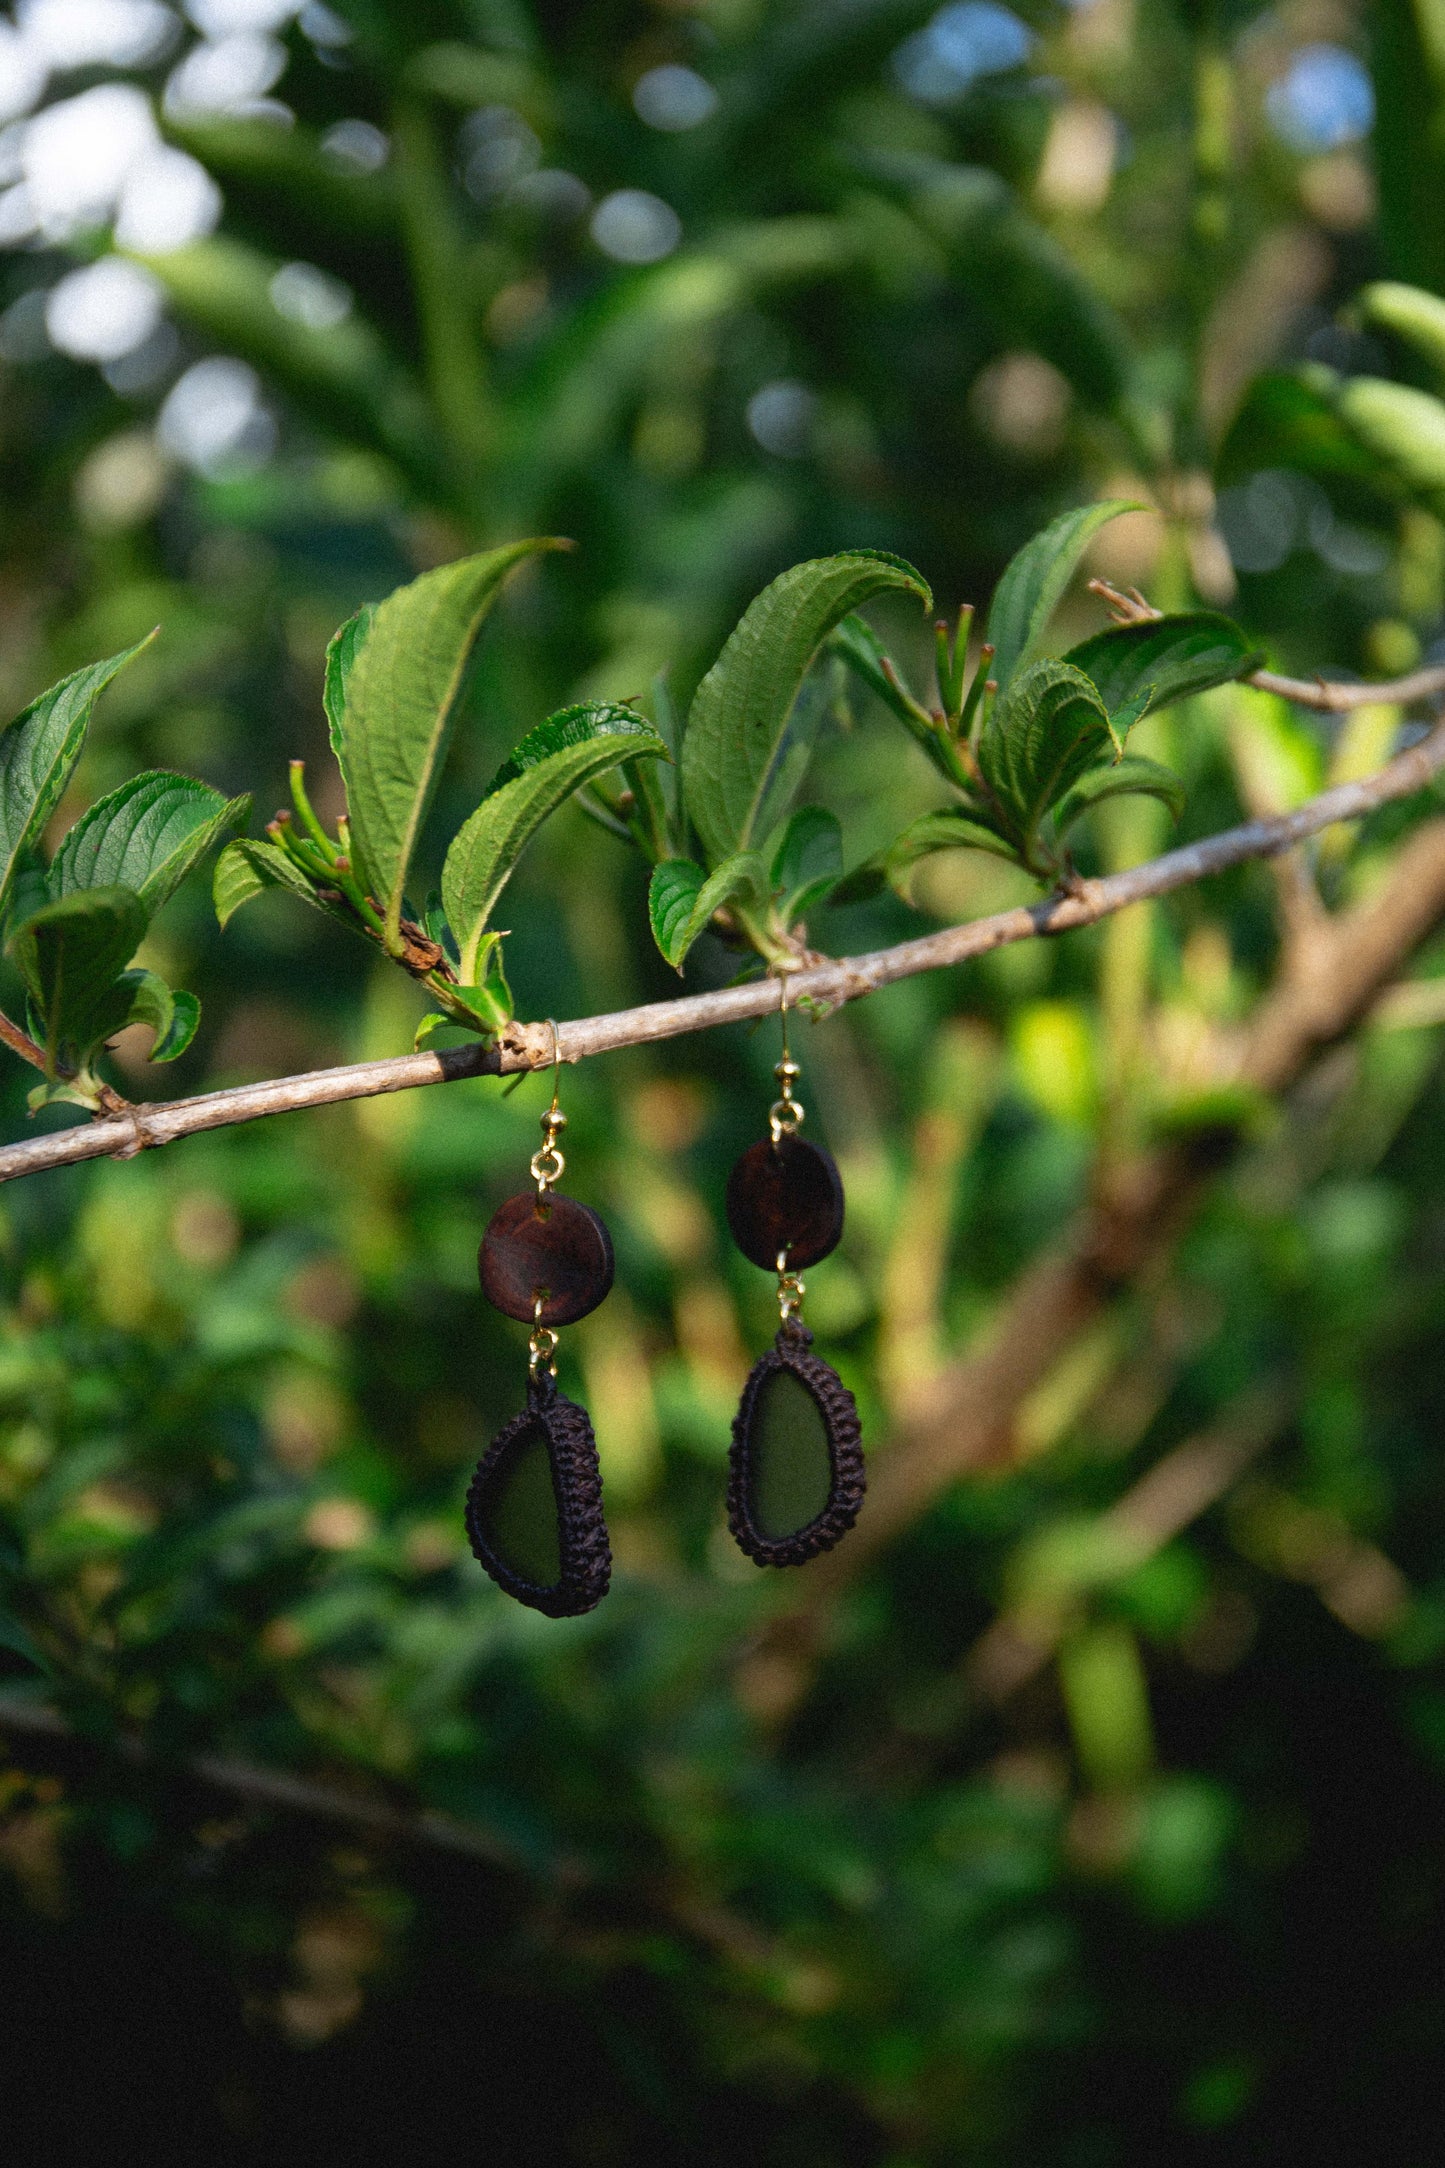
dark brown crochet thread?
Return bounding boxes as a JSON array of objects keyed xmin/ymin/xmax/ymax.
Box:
[
  {"xmin": 726, "ymin": 1322, "xmax": 865, "ymax": 1566},
  {"xmin": 465, "ymin": 1371, "xmax": 612, "ymax": 1616}
]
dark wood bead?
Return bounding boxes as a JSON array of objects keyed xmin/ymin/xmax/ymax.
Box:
[
  {"xmin": 479, "ymin": 1192, "xmax": 615, "ymax": 1324},
  {"xmin": 724, "ymin": 1134, "xmax": 844, "ymax": 1270}
]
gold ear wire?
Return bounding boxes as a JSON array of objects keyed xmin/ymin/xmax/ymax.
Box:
[
  {"xmin": 769, "ymin": 976, "xmax": 804, "ymax": 1145},
  {"xmin": 530, "ymin": 1021, "xmax": 567, "ymax": 1203}
]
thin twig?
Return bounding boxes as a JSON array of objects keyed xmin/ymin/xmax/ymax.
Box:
[
  {"xmin": 0, "ymin": 1690, "xmax": 800, "ymax": 1975},
  {"xmin": 0, "ymin": 1689, "xmax": 545, "ymax": 1875},
  {"xmin": 1, "ymin": 719, "xmax": 1443, "ymax": 1189},
  {"xmin": 1088, "ymin": 580, "xmax": 1445, "ymax": 714},
  {"xmin": 1249, "ymin": 664, "xmax": 1445, "ymax": 712},
  {"xmin": 0, "ymin": 1008, "xmax": 47, "ymax": 1074}
]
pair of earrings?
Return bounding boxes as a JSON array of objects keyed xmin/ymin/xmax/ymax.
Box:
[{"xmin": 465, "ymin": 989, "xmax": 865, "ymax": 1616}]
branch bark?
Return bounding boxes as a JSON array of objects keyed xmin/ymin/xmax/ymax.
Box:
[
  {"xmin": 1087, "ymin": 582, "xmax": 1445, "ymax": 714},
  {"xmin": 3, "ymin": 719, "xmax": 1443, "ymax": 1188},
  {"xmin": 0, "ymin": 1689, "xmax": 540, "ymax": 1874}
]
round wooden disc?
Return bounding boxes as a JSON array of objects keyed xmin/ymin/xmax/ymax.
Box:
[
  {"xmin": 479, "ymin": 1192, "xmax": 615, "ymax": 1325},
  {"xmin": 725, "ymin": 1135, "xmax": 844, "ymax": 1270}
]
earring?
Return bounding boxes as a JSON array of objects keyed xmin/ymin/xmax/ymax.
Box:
[
  {"xmin": 466, "ymin": 1027, "xmax": 613, "ymax": 1616},
  {"xmin": 723, "ymin": 981, "xmax": 865, "ymax": 1566}
]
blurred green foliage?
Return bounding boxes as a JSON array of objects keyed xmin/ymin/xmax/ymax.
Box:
[{"xmin": 5, "ymin": 1, "xmax": 1445, "ymax": 2160}]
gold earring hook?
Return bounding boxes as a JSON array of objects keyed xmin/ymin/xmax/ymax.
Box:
[
  {"xmin": 529, "ymin": 1288, "xmax": 559, "ymax": 1376},
  {"xmin": 530, "ymin": 1020, "xmax": 567, "ymax": 1203},
  {"xmin": 769, "ymin": 975, "xmax": 804, "ymax": 1145}
]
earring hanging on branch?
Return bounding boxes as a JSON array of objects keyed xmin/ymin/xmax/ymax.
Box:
[
  {"xmin": 722, "ymin": 979, "xmax": 865, "ymax": 1566},
  {"xmin": 467, "ymin": 1026, "xmax": 614, "ymax": 1616}
]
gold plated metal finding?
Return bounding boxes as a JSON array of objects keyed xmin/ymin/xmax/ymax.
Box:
[
  {"xmin": 530, "ymin": 1020, "xmax": 567, "ymax": 1201},
  {"xmin": 776, "ymin": 1248, "xmax": 806, "ymax": 1325},
  {"xmin": 529, "ymin": 1290, "xmax": 559, "ymax": 1378},
  {"xmin": 768, "ymin": 977, "xmax": 805, "ymax": 1144}
]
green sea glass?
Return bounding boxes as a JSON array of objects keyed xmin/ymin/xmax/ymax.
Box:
[
  {"xmin": 475, "ymin": 1421, "xmax": 562, "ymax": 1587},
  {"xmin": 745, "ymin": 1369, "xmax": 832, "ymax": 1541}
]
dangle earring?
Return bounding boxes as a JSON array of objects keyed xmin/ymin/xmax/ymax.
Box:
[
  {"xmin": 466, "ymin": 1028, "xmax": 613, "ymax": 1616},
  {"xmin": 723, "ymin": 981, "xmax": 865, "ymax": 1566}
]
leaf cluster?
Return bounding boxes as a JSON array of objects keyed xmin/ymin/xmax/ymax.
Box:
[
  {"xmin": 1223, "ymin": 283, "xmax": 1445, "ymax": 524},
  {"xmin": 638, "ymin": 509, "xmax": 1262, "ymax": 969},
  {"xmin": 0, "ymin": 642, "xmax": 248, "ymax": 1110},
  {"xmin": 0, "ymin": 513, "xmax": 1268, "ymax": 1091},
  {"xmin": 214, "ymin": 542, "xmax": 667, "ymax": 1042}
]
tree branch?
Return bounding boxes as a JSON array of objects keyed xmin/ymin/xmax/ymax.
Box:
[
  {"xmin": 0, "ymin": 1008, "xmax": 47, "ymax": 1076},
  {"xmin": 1248, "ymin": 663, "xmax": 1445, "ymax": 712},
  {"xmin": 0, "ymin": 1689, "xmax": 541, "ymax": 1874},
  {"xmin": 1, "ymin": 719, "xmax": 1443, "ymax": 1189},
  {"xmin": 1088, "ymin": 581, "xmax": 1445, "ymax": 714}
]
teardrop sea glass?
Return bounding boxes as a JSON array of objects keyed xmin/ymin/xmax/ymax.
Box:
[
  {"xmin": 471, "ymin": 1419, "xmax": 562, "ymax": 1588},
  {"xmin": 746, "ymin": 1369, "xmax": 833, "ymax": 1541},
  {"xmin": 727, "ymin": 1326, "xmax": 865, "ymax": 1566},
  {"xmin": 465, "ymin": 1374, "xmax": 611, "ymax": 1615}
]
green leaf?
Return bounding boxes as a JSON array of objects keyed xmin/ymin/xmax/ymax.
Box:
[
  {"xmin": 1108, "ymin": 690, "xmax": 1153, "ymax": 745},
  {"xmin": 481, "ymin": 702, "xmax": 656, "ymax": 794},
  {"xmin": 648, "ymin": 852, "xmax": 769, "ymax": 970},
  {"xmin": 1371, "ymin": 1, "xmax": 1445, "ymax": 295},
  {"xmin": 0, "ymin": 1609, "xmax": 47, "ymax": 1671},
  {"xmin": 831, "ymin": 808, "xmax": 1023, "ymax": 905},
  {"xmin": 1216, "ymin": 367, "xmax": 1384, "ymax": 490},
  {"xmin": 442, "ymin": 720, "xmax": 667, "ymax": 980},
  {"xmin": 155, "ymin": 988, "xmax": 201, "ymax": 1063},
  {"xmin": 1335, "ymin": 376, "xmax": 1445, "ymax": 497},
  {"xmin": 1359, "ymin": 283, "xmax": 1445, "ymax": 384},
  {"xmin": 681, "ymin": 550, "xmax": 931, "ymax": 866},
  {"xmin": 985, "ymin": 502, "xmax": 1138, "ymax": 695},
  {"xmin": 0, "ymin": 638, "xmax": 154, "ymax": 919},
  {"xmin": 978, "ymin": 660, "xmax": 1116, "ymax": 846},
  {"xmin": 48, "ymin": 772, "xmax": 250, "ymax": 913},
  {"xmin": 414, "ymin": 1010, "xmax": 454, "ymax": 1050},
  {"xmin": 213, "ymin": 837, "xmax": 339, "ymax": 928},
  {"xmin": 772, "ymin": 806, "xmax": 843, "ymax": 922},
  {"xmin": 445, "ymin": 934, "xmax": 513, "ymax": 1034},
  {"xmin": 422, "ymin": 889, "xmax": 454, "ymax": 959},
  {"xmin": 324, "ymin": 604, "xmax": 376, "ymax": 763},
  {"xmin": 163, "ymin": 113, "xmax": 399, "ymax": 243},
  {"xmin": 339, "ymin": 540, "xmax": 565, "ymax": 946},
  {"xmin": 827, "ymin": 613, "xmax": 931, "ymax": 738},
  {"xmin": 891, "ymin": 158, "xmax": 1134, "ymax": 416},
  {"xmin": 8, "ymin": 887, "xmax": 148, "ymax": 1068},
  {"xmin": 1051, "ymin": 756, "xmax": 1186, "ymax": 843},
  {"xmin": 136, "ymin": 235, "xmax": 450, "ymax": 504},
  {"xmin": 104, "ymin": 969, "xmax": 202, "ymax": 1064},
  {"xmin": 1065, "ymin": 613, "xmax": 1262, "ymax": 716}
]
